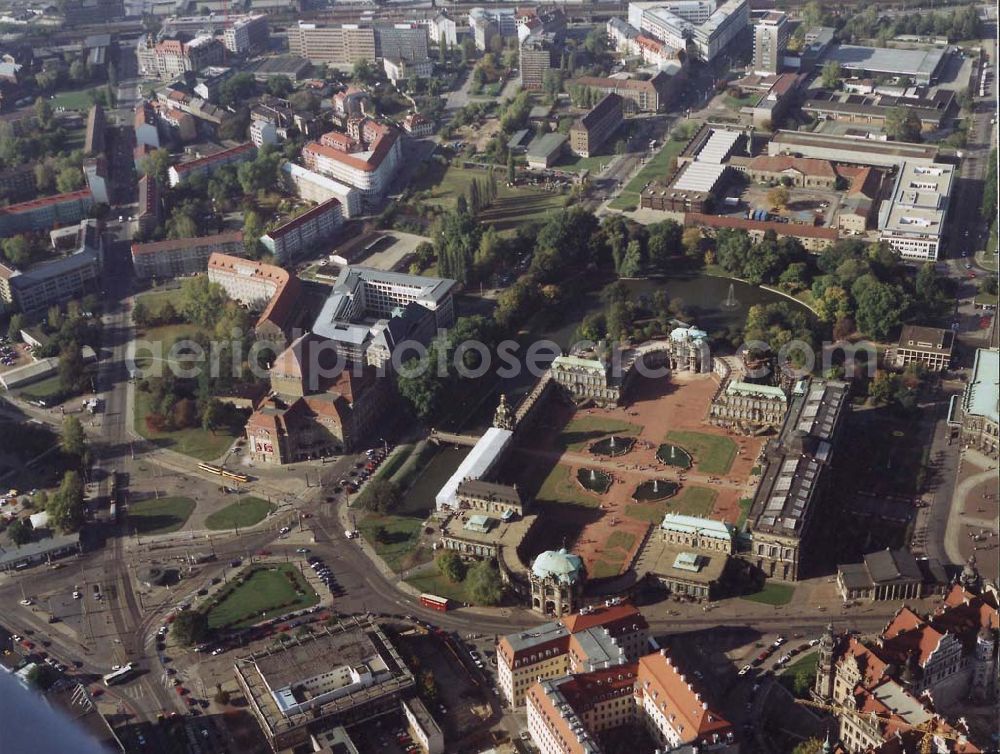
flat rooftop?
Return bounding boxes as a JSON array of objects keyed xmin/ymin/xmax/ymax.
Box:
[
  {"xmin": 639, "ymin": 539, "xmax": 728, "ymax": 584},
  {"xmin": 824, "ymin": 44, "xmax": 946, "ymax": 80}
]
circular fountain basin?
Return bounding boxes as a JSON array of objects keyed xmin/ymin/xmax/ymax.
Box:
[
  {"xmin": 632, "ymin": 479, "xmax": 680, "ymax": 502},
  {"xmin": 589, "ymin": 435, "xmax": 635, "ymax": 457},
  {"xmin": 577, "ymin": 468, "xmax": 613, "ymax": 494},
  {"xmin": 656, "ymin": 444, "xmax": 693, "ymax": 469}
]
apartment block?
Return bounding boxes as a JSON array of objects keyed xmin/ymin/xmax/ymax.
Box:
[
  {"xmin": 375, "ymin": 23, "xmax": 429, "ymax": 63},
  {"xmin": 288, "ymin": 23, "xmax": 377, "ymax": 68},
  {"xmin": 520, "ymin": 32, "xmax": 559, "ymax": 91},
  {"xmin": 752, "ymin": 11, "xmax": 788, "ymax": 75},
  {"xmin": 130, "ymin": 231, "xmax": 244, "ymax": 280},
  {"xmin": 261, "ymin": 199, "xmax": 344, "ymax": 264},
  {"xmin": 302, "ymin": 124, "xmax": 401, "ymax": 210},
  {"xmin": 569, "ymin": 94, "xmax": 623, "ymax": 158},
  {"xmin": 223, "ymin": 14, "xmax": 269, "ymax": 55},
  {"xmin": 168, "ymin": 142, "xmax": 256, "ymax": 187},
  {"xmin": 0, "ymin": 190, "xmax": 94, "ymax": 236},
  {"xmin": 137, "ymin": 34, "xmax": 225, "ymax": 79},
  {"xmin": 571, "ymin": 71, "xmax": 679, "ymax": 113}
]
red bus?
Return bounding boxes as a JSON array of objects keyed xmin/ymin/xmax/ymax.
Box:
[{"xmin": 419, "ymin": 593, "xmax": 450, "ymax": 612}]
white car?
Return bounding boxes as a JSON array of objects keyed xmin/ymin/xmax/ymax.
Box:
[
  {"xmin": 211, "ymin": 648, "xmax": 223, "ymax": 656},
  {"xmin": 72, "ymin": 591, "xmax": 82, "ymax": 600},
  {"xmin": 279, "ymin": 526, "xmax": 291, "ymax": 535},
  {"xmin": 18, "ymin": 598, "xmax": 32, "ymax": 606},
  {"xmin": 738, "ymin": 665, "xmax": 752, "ymax": 676}
]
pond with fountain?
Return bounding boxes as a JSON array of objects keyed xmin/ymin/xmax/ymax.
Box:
[
  {"xmin": 589, "ymin": 435, "xmax": 635, "ymax": 457},
  {"xmin": 656, "ymin": 443, "xmax": 692, "ymax": 469},
  {"xmin": 577, "ymin": 468, "xmax": 613, "ymax": 494},
  {"xmin": 632, "ymin": 479, "xmax": 680, "ymax": 501}
]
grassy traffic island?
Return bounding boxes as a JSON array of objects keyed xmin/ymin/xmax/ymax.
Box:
[
  {"xmin": 127, "ymin": 496, "xmax": 196, "ymax": 535},
  {"xmin": 404, "ymin": 551, "xmax": 504, "ymax": 606},
  {"xmin": 206, "ymin": 564, "xmax": 319, "ymax": 631},
  {"xmin": 204, "ymin": 496, "xmax": 274, "ymax": 531}
]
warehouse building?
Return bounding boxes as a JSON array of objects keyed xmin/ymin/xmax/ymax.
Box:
[
  {"xmin": 767, "ymin": 130, "xmax": 939, "ymax": 168},
  {"xmin": 569, "ymin": 94, "xmax": 623, "ymax": 158},
  {"xmin": 821, "ymin": 44, "xmax": 948, "ymax": 85}
]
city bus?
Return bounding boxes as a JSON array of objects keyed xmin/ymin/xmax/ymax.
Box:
[
  {"xmin": 419, "ymin": 594, "xmax": 450, "ymax": 612},
  {"xmin": 103, "ymin": 663, "xmax": 137, "ymax": 686}
]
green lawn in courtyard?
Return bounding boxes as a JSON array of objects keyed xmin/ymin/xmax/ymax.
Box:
[
  {"xmin": 135, "ymin": 286, "xmax": 185, "ymax": 318},
  {"xmin": 127, "ymin": 496, "xmax": 195, "ymax": 535},
  {"xmin": 608, "ymin": 134, "xmax": 691, "ymax": 211},
  {"xmin": 741, "ymin": 581, "xmax": 796, "ymax": 605},
  {"xmin": 51, "ymin": 86, "xmax": 106, "ymax": 111},
  {"xmin": 624, "ymin": 485, "xmax": 717, "ymax": 522},
  {"xmin": 358, "ymin": 513, "xmax": 432, "ymax": 573},
  {"xmin": 204, "ymin": 496, "xmax": 273, "ymax": 531},
  {"xmin": 605, "ymin": 530, "xmax": 637, "ymax": 554},
  {"xmin": 15, "ymin": 374, "xmax": 70, "ymax": 403},
  {"xmin": 664, "ymin": 431, "xmax": 737, "ymax": 475},
  {"xmin": 737, "ymin": 497, "xmax": 754, "ymax": 530},
  {"xmin": 206, "ymin": 564, "xmax": 318, "ymax": 629},
  {"xmin": 536, "ymin": 464, "xmax": 603, "ymax": 508},
  {"xmin": 556, "ymin": 415, "xmax": 643, "ymax": 451},
  {"xmin": 556, "ymin": 151, "xmax": 617, "ymax": 174},
  {"xmin": 134, "ymin": 390, "xmax": 240, "ymax": 461},
  {"xmin": 624, "ymin": 503, "xmax": 667, "ymax": 524}
]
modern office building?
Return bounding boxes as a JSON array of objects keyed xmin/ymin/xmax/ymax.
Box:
[
  {"xmin": 752, "ymin": 10, "xmax": 788, "ymax": 75},
  {"xmin": 893, "ymin": 325, "xmax": 954, "ymax": 371},
  {"xmin": 223, "ymin": 14, "xmax": 269, "ymax": 55},
  {"xmin": 83, "ymin": 156, "xmax": 109, "ymax": 205},
  {"xmin": 629, "ymin": 0, "xmax": 749, "ymax": 63},
  {"xmin": 288, "ymin": 23, "xmax": 377, "ymax": 67},
  {"xmin": 84, "ymin": 104, "xmax": 106, "ymax": 157},
  {"xmin": 878, "ymin": 162, "xmax": 954, "ymax": 261},
  {"xmin": 520, "ymin": 32, "xmax": 560, "ymax": 90},
  {"xmin": 469, "ymin": 7, "xmax": 518, "ymax": 51},
  {"xmin": 130, "ymin": 231, "xmax": 244, "ymax": 280},
  {"xmin": 569, "ymin": 93, "xmax": 623, "ymax": 157},
  {"xmin": 748, "ymin": 378, "xmax": 849, "ymax": 581},
  {"xmin": 168, "ymin": 142, "xmax": 256, "ymax": 187},
  {"xmin": 260, "ymin": 198, "xmax": 344, "ymax": 264},
  {"xmin": 302, "ymin": 123, "xmax": 402, "ymax": 210},
  {"xmin": 375, "ymin": 23, "xmax": 429, "ymax": 62},
  {"xmin": 0, "ymin": 190, "xmax": 94, "ymax": 236},
  {"xmin": 429, "ymin": 12, "xmax": 457, "ymax": 47},
  {"xmin": 311, "ymin": 266, "xmax": 456, "ymax": 369},
  {"xmin": 234, "ymin": 619, "xmax": 415, "ymax": 751},
  {"xmin": 0, "ymin": 221, "xmax": 102, "ymax": 314}
]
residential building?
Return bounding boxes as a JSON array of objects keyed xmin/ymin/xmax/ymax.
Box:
[
  {"xmin": 525, "ymin": 133, "xmax": 567, "ymax": 169},
  {"xmin": 571, "ymin": 71, "xmax": 680, "ymax": 113},
  {"xmin": 310, "ymin": 266, "xmax": 456, "ymax": 369},
  {"xmin": 748, "ymin": 378, "xmax": 849, "ymax": 581},
  {"xmin": 302, "ymin": 123, "xmax": 402, "ymax": 210},
  {"xmin": 130, "ymin": 231, "xmax": 244, "ymax": 280},
  {"xmin": 635, "ymin": 651, "xmax": 736, "ymax": 751},
  {"xmin": 136, "ymin": 175, "xmax": 161, "ymax": 237},
  {"xmin": 375, "ymin": 23, "xmax": 429, "ymax": 62},
  {"xmin": 83, "ymin": 155, "xmax": 109, "ymax": 204},
  {"xmin": 951, "ymin": 348, "xmax": 999, "ymax": 459},
  {"xmin": 383, "ymin": 56, "xmax": 433, "ymax": 86},
  {"xmin": 709, "ymin": 380, "xmax": 788, "ymax": 434},
  {"xmin": 137, "ymin": 34, "xmax": 225, "ymax": 79},
  {"xmin": 520, "ymin": 32, "xmax": 560, "ymax": 91},
  {"xmin": 233, "ymin": 620, "xmax": 415, "ymax": 751},
  {"xmin": 814, "ymin": 583, "xmax": 997, "ymax": 749},
  {"xmin": 193, "ymin": 66, "xmax": 235, "ymax": 101},
  {"xmin": 245, "ymin": 334, "xmax": 392, "ymax": 461},
  {"xmin": 260, "ymin": 198, "xmax": 344, "ymax": 264},
  {"xmin": 168, "ymin": 142, "xmax": 256, "ymax": 187},
  {"xmin": 569, "ymin": 93, "xmax": 623, "ymax": 158},
  {"xmin": 134, "ymin": 102, "xmax": 160, "ymax": 149},
  {"xmin": 429, "ymin": 12, "xmax": 457, "ymax": 46},
  {"xmin": 401, "ymin": 697, "xmax": 444, "ymax": 754},
  {"xmin": 767, "ymin": 130, "xmax": 939, "ymax": 168},
  {"xmin": 223, "ymin": 14, "xmax": 268, "ymax": 55},
  {"xmin": 836, "ymin": 548, "xmax": 947, "ymax": 602},
  {"xmin": 893, "ymin": 324, "xmax": 954, "ymax": 371},
  {"xmin": 0, "ymin": 190, "xmax": 94, "ymax": 236},
  {"xmin": 0, "ymin": 221, "xmax": 102, "ymax": 314},
  {"xmin": 207, "ymin": 253, "xmax": 302, "ymax": 345},
  {"xmin": 752, "ymin": 10, "xmax": 788, "ymax": 75},
  {"xmin": 401, "ymin": 113, "xmax": 434, "ymax": 137},
  {"xmin": 497, "ymin": 602, "xmax": 650, "ymax": 706},
  {"xmin": 280, "ymin": 161, "xmax": 362, "ymax": 218},
  {"xmin": 822, "ymin": 44, "xmax": 947, "ymax": 85},
  {"xmin": 878, "ymin": 162, "xmax": 954, "ymax": 261},
  {"xmin": 629, "ymin": 0, "xmax": 749, "ymax": 63},
  {"xmin": 84, "ymin": 104, "xmax": 106, "ymax": 157},
  {"xmin": 331, "ymin": 86, "xmax": 372, "ymax": 118}
]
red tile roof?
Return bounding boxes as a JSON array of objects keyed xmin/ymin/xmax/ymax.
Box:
[
  {"xmin": 173, "ymin": 142, "xmax": 254, "ymax": 175},
  {"xmin": 637, "ymin": 651, "xmax": 733, "ymax": 745},
  {"xmin": 685, "ymin": 212, "xmax": 839, "ymax": 240},
  {"xmin": 747, "ymin": 155, "xmax": 836, "ymax": 178},
  {"xmin": 303, "ymin": 126, "xmax": 398, "ymax": 173},
  {"xmin": 265, "ymin": 198, "xmax": 341, "ymax": 240},
  {"xmin": 207, "ymin": 252, "xmax": 299, "ymax": 333},
  {"xmin": 130, "ymin": 230, "xmax": 243, "ymax": 256},
  {"xmin": 562, "ymin": 603, "xmax": 646, "ymax": 635},
  {"xmin": 0, "ymin": 189, "xmax": 92, "ymax": 215}
]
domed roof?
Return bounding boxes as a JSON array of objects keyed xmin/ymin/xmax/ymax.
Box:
[{"xmin": 532, "ymin": 548, "xmax": 584, "ymax": 584}]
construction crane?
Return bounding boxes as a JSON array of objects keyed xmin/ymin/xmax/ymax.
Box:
[{"xmin": 795, "ymin": 698, "xmax": 973, "ymax": 754}]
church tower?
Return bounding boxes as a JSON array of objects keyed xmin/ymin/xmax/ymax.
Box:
[{"xmin": 813, "ymin": 622, "xmax": 837, "ymax": 702}]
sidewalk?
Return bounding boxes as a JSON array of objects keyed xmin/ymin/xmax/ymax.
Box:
[{"xmin": 946, "ymin": 448, "xmax": 998, "ymax": 564}]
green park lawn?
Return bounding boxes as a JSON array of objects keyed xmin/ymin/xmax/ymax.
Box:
[
  {"xmin": 127, "ymin": 496, "xmax": 195, "ymax": 535},
  {"xmin": 741, "ymin": 581, "xmax": 796, "ymax": 606},
  {"xmin": 410, "ymin": 163, "xmax": 568, "ymax": 233},
  {"xmin": 204, "ymin": 496, "xmax": 274, "ymax": 531},
  {"xmin": 405, "ymin": 570, "xmax": 472, "ymax": 604},
  {"xmin": 14, "ymin": 374, "xmax": 71, "ymax": 403},
  {"xmin": 51, "ymin": 86, "xmax": 106, "ymax": 111},
  {"xmin": 624, "ymin": 485, "xmax": 717, "ymax": 524},
  {"xmin": 358, "ymin": 513, "xmax": 432, "ymax": 573},
  {"xmin": 206, "ymin": 564, "xmax": 318, "ymax": 629},
  {"xmin": 556, "ymin": 416, "xmax": 643, "ymax": 451},
  {"xmin": 135, "ymin": 286, "xmax": 185, "ymax": 318},
  {"xmin": 536, "ymin": 464, "xmax": 603, "ymax": 508},
  {"xmin": 134, "ymin": 390, "xmax": 240, "ymax": 462},
  {"xmin": 608, "ymin": 134, "xmax": 690, "ymax": 211},
  {"xmin": 556, "ymin": 151, "xmax": 617, "ymax": 174},
  {"xmin": 664, "ymin": 431, "xmax": 737, "ymax": 475}
]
